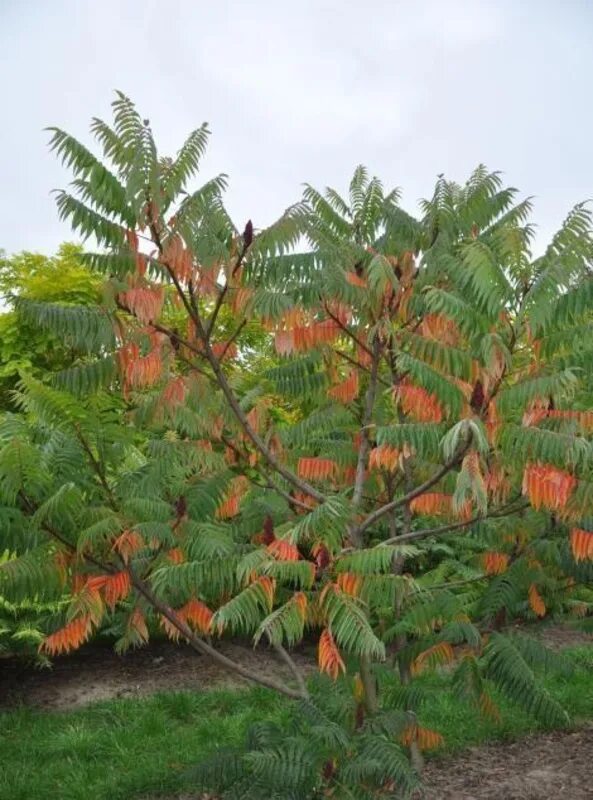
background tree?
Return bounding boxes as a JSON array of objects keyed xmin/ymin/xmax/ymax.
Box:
[
  {"xmin": 0, "ymin": 244, "xmax": 101, "ymax": 655},
  {"xmin": 1, "ymin": 93, "xmax": 592, "ymax": 797},
  {"xmin": 0, "ymin": 243, "xmax": 101, "ymax": 409}
]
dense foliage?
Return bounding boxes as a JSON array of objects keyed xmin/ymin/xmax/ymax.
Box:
[
  {"xmin": 0, "ymin": 244, "xmax": 100, "ymax": 409},
  {"xmin": 1, "ymin": 92, "xmax": 593, "ymax": 796}
]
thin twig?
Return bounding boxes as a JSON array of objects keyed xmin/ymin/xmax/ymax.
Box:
[
  {"xmin": 380, "ymin": 499, "xmax": 529, "ymax": 546},
  {"xmin": 272, "ymin": 642, "xmax": 309, "ymax": 698},
  {"xmin": 355, "ymin": 444, "xmax": 471, "ymax": 539}
]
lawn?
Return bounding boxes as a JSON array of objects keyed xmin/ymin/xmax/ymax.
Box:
[{"xmin": 1, "ymin": 645, "xmax": 592, "ymax": 800}]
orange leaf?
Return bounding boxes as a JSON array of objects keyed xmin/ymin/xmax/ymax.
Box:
[
  {"xmin": 368, "ymin": 444, "xmax": 400, "ymax": 472},
  {"xmin": 345, "ymin": 271, "xmax": 367, "ymax": 288},
  {"xmin": 357, "ymin": 344, "xmax": 373, "ymax": 368},
  {"xmin": 548, "ymin": 409, "xmax": 593, "ymax": 433},
  {"xmin": 178, "ymin": 598, "xmax": 213, "ymax": 634},
  {"xmin": 255, "ymin": 575, "xmax": 276, "ymax": 609},
  {"xmin": 211, "ymin": 341, "xmax": 238, "ymax": 361},
  {"xmin": 409, "ymin": 493, "xmax": 453, "ymax": 517},
  {"xmin": 479, "ymin": 691, "xmax": 501, "ymax": 722},
  {"xmin": 570, "ymin": 528, "xmax": 593, "ymax": 562},
  {"xmin": 216, "ymin": 477, "xmax": 249, "ymax": 519},
  {"xmin": 292, "ymin": 591, "xmax": 308, "ymax": 621},
  {"xmin": 401, "ymin": 725, "xmax": 444, "ymax": 751},
  {"xmin": 231, "ymin": 287, "xmax": 254, "ymax": 314},
  {"xmin": 161, "ymin": 376, "xmax": 187, "ymax": 408},
  {"xmin": 522, "ymin": 463, "xmax": 577, "ymax": 511},
  {"xmin": 128, "ymin": 608, "xmax": 149, "ymax": 644},
  {"xmin": 522, "ymin": 398, "xmax": 550, "ymax": 427},
  {"xmin": 297, "ymin": 457, "xmax": 337, "ymax": 481},
  {"xmin": 396, "ymin": 382, "xmax": 443, "ymax": 423},
  {"xmin": 117, "ymin": 337, "xmax": 164, "ymax": 393},
  {"xmin": 327, "ymin": 371, "xmax": 359, "ymax": 404},
  {"xmin": 161, "ymin": 615, "xmax": 182, "ymax": 641},
  {"xmin": 522, "ymin": 404, "xmax": 593, "ymax": 434},
  {"xmin": 112, "ymin": 530, "xmax": 144, "ymax": 563},
  {"xmin": 125, "ymin": 229, "xmax": 139, "ymax": 252},
  {"xmin": 216, "ymin": 495, "xmax": 240, "ymax": 519},
  {"xmin": 485, "ymin": 400, "xmax": 500, "ymax": 444},
  {"xmin": 40, "ymin": 615, "xmax": 92, "ymax": 656},
  {"xmin": 197, "ymin": 264, "xmax": 220, "ymax": 296},
  {"xmin": 53, "ymin": 550, "xmax": 72, "ymax": 587},
  {"xmin": 411, "ymin": 642, "xmax": 454, "ymax": 675},
  {"xmin": 274, "ymin": 317, "xmax": 340, "ymax": 355},
  {"xmin": 167, "ymin": 547, "xmax": 185, "ymax": 564},
  {"xmin": 485, "ymin": 462, "xmax": 512, "ymax": 506},
  {"xmin": 267, "ymin": 539, "xmax": 300, "ymax": 561},
  {"xmin": 75, "ymin": 577, "xmax": 106, "ymax": 625},
  {"xmin": 420, "ymin": 314, "xmax": 459, "ymax": 346},
  {"xmin": 336, "ymin": 572, "xmax": 362, "ymax": 597},
  {"xmin": 103, "ymin": 571, "xmax": 131, "ymax": 611},
  {"xmin": 162, "ymin": 234, "xmax": 194, "ymax": 284},
  {"xmin": 482, "ymin": 552, "xmax": 510, "ymax": 575},
  {"xmin": 118, "ymin": 286, "xmax": 164, "ymax": 325},
  {"xmin": 318, "ymin": 628, "xmax": 345, "ymax": 680},
  {"xmin": 528, "ymin": 584, "xmax": 546, "ymax": 617}
]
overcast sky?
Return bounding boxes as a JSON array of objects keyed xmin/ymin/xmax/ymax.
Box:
[{"xmin": 1, "ymin": 0, "xmax": 592, "ymax": 256}]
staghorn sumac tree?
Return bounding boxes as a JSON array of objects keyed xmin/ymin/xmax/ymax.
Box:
[{"xmin": 1, "ymin": 92, "xmax": 593, "ymax": 797}]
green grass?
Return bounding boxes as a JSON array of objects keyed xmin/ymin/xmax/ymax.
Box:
[
  {"xmin": 1, "ymin": 645, "xmax": 592, "ymax": 800},
  {"xmin": 416, "ymin": 644, "xmax": 593, "ymax": 752}
]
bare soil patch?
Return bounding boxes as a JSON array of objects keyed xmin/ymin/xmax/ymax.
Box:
[
  {"xmin": 0, "ymin": 640, "xmax": 313, "ymax": 711},
  {"xmin": 507, "ymin": 620, "xmax": 593, "ymax": 651},
  {"xmin": 0, "ymin": 622, "xmax": 589, "ymax": 712},
  {"xmin": 420, "ymin": 724, "xmax": 593, "ymax": 799}
]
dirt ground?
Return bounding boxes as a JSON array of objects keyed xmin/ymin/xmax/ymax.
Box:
[
  {"xmin": 0, "ymin": 640, "xmax": 314, "ymax": 710},
  {"xmin": 1, "ymin": 621, "xmax": 589, "ymax": 712},
  {"xmin": 420, "ymin": 724, "xmax": 593, "ymax": 799}
]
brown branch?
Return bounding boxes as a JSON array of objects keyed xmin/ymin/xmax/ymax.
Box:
[
  {"xmin": 220, "ymin": 434, "xmax": 313, "ymax": 512},
  {"xmin": 206, "ymin": 232, "xmax": 251, "ymax": 339},
  {"xmin": 355, "ymin": 443, "xmax": 471, "ymax": 539},
  {"xmin": 348, "ymin": 336, "xmax": 382, "ymax": 712},
  {"xmin": 350, "ymin": 336, "xmax": 381, "ymax": 547},
  {"xmin": 271, "ymin": 642, "xmax": 309, "ymax": 698},
  {"xmin": 18, "ymin": 490, "xmax": 114, "ymax": 575},
  {"xmin": 220, "ymin": 318, "xmax": 247, "ymax": 360},
  {"xmin": 147, "ymin": 321, "xmax": 216, "ymax": 382},
  {"xmin": 73, "ymin": 427, "xmax": 118, "ymax": 511},
  {"xmin": 333, "ymin": 348, "xmax": 391, "ymax": 388},
  {"xmin": 323, "ymin": 302, "xmax": 373, "ymax": 357},
  {"xmin": 191, "ymin": 309, "xmax": 326, "ymax": 503},
  {"xmin": 380, "ymin": 498, "xmax": 529, "ymax": 546},
  {"xmin": 130, "ymin": 570, "xmax": 307, "ymax": 700},
  {"xmin": 421, "ymin": 575, "xmax": 488, "ymax": 592}
]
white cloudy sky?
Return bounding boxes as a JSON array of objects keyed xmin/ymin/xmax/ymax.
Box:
[{"xmin": 1, "ymin": 0, "xmax": 592, "ymax": 255}]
